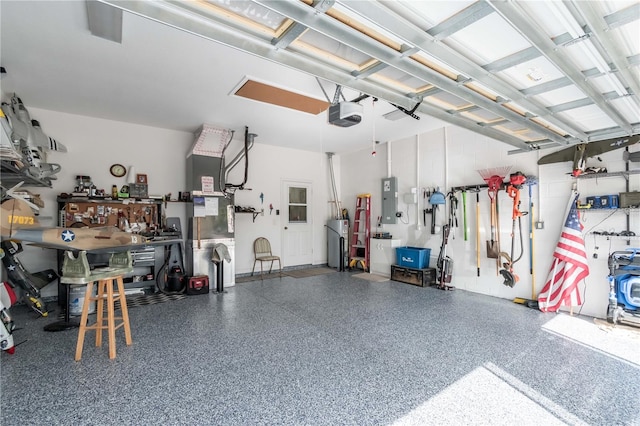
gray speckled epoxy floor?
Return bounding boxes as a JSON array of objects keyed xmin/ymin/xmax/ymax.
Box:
[{"xmin": 1, "ymin": 272, "xmax": 639, "ymax": 425}]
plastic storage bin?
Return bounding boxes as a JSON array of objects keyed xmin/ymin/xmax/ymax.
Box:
[
  {"xmin": 599, "ymin": 195, "xmax": 619, "ymax": 209},
  {"xmin": 586, "ymin": 195, "xmax": 619, "ymax": 209},
  {"xmin": 395, "ymin": 247, "xmax": 430, "ymax": 269}
]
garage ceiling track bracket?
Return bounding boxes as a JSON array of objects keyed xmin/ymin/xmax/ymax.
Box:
[{"xmin": 100, "ymin": 0, "xmax": 639, "ymax": 152}]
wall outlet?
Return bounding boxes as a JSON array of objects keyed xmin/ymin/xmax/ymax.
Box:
[{"xmin": 535, "ymin": 221, "xmax": 544, "ymax": 229}]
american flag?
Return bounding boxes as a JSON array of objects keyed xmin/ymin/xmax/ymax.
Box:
[{"xmin": 538, "ymin": 191, "xmax": 589, "ymax": 312}]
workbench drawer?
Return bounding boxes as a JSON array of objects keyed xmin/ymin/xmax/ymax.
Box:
[
  {"xmin": 132, "ymin": 248, "xmax": 155, "ymax": 266},
  {"xmin": 391, "ymin": 265, "xmax": 436, "ymax": 287}
]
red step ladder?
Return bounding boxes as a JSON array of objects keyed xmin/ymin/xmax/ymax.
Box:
[{"xmin": 349, "ymin": 194, "xmax": 371, "ymax": 271}]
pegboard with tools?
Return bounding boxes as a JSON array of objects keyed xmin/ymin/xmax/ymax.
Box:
[{"xmin": 57, "ymin": 197, "xmax": 161, "ymax": 233}]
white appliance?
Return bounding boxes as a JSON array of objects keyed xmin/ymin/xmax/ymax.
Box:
[
  {"xmin": 327, "ymin": 219, "xmax": 349, "ymax": 269},
  {"xmin": 187, "ymin": 238, "xmax": 235, "ymax": 288}
]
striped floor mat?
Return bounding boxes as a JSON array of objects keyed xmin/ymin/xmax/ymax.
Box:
[
  {"xmin": 283, "ymin": 268, "xmax": 336, "ymax": 278},
  {"xmin": 61, "ymin": 293, "xmax": 186, "ymax": 319},
  {"xmin": 116, "ymin": 293, "xmax": 186, "ymax": 309}
]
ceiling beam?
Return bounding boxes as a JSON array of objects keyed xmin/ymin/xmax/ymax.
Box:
[
  {"xmin": 604, "ymin": 3, "xmax": 640, "ymax": 29},
  {"xmin": 99, "ymin": 0, "xmax": 533, "ymax": 150},
  {"xmin": 340, "ymin": 0, "xmax": 588, "ymax": 141},
  {"xmin": 568, "ymin": 1, "xmax": 640, "ymax": 104},
  {"xmin": 426, "ymin": 2, "xmax": 494, "ymax": 40},
  {"xmin": 255, "ymin": 0, "xmax": 569, "ymax": 146},
  {"xmin": 520, "ymin": 77, "xmax": 572, "ymax": 97},
  {"xmin": 586, "ymin": 124, "xmax": 640, "ymax": 141},
  {"xmin": 271, "ymin": 0, "xmax": 334, "ymax": 49},
  {"xmin": 352, "ymin": 62, "xmax": 388, "ymax": 79},
  {"xmin": 546, "ymin": 91, "xmax": 626, "ymax": 114},
  {"xmin": 547, "ymin": 97, "xmax": 594, "ymax": 114},
  {"xmin": 488, "ymin": 0, "xmax": 634, "ymax": 136},
  {"xmin": 482, "ymin": 47, "xmax": 540, "ymax": 73}
]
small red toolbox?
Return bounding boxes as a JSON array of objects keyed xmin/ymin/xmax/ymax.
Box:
[{"xmin": 186, "ymin": 275, "xmax": 209, "ymax": 295}]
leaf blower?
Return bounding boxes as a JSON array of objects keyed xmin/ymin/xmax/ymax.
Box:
[{"xmin": 499, "ymin": 172, "xmax": 528, "ymax": 287}]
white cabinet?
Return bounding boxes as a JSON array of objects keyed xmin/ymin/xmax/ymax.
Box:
[{"xmin": 369, "ymin": 238, "xmax": 401, "ymax": 277}]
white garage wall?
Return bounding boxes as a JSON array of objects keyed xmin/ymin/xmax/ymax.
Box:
[
  {"xmin": 228, "ymin": 142, "xmax": 335, "ymax": 274},
  {"xmin": 340, "ymin": 125, "xmax": 640, "ymax": 319},
  {"xmin": 8, "ymin": 108, "xmax": 336, "ymax": 299},
  {"xmin": 6, "ymin": 108, "xmax": 637, "ymax": 319},
  {"xmin": 11, "ymin": 108, "xmax": 194, "ymax": 298}
]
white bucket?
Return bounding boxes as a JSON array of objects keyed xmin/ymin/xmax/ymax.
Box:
[{"xmin": 69, "ymin": 285, "xmax": 96, "ymax": 316}]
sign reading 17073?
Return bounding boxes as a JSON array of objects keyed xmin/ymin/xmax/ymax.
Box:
[{"xmin": 6, "ymin": 215, "xmax": 35, "ymax": 225}]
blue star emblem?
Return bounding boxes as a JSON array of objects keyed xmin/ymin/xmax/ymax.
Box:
[{"xmin": 61, "ymin": 230, "xmax": 75, "ymax": 242}]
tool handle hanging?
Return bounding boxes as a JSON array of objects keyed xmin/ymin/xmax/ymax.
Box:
[
  {"xmin": 462, "ymin": 191, "xmax": 467, "ymax": 241},
  {"xmin": 476, "ymin": 190, "xmax": 480, "ymax": 277}
]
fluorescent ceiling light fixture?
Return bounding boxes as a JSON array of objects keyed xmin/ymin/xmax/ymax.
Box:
[{"xmin": 383, "ymin": 109, "xmax": 408, "ymax": 121}]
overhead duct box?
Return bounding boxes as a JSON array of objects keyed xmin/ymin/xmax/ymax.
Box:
[
  {"xmin": 328, "ymin": 102, "xmax": 363, "ymax": 127},
  {"xmin": 186, "ymin": 124, "xmax": 233, "ymax": 194}
]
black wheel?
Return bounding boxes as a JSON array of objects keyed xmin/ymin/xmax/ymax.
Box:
[{"xmin": 606, "ymin": 305, "xmax": 615, "ymax": 324}]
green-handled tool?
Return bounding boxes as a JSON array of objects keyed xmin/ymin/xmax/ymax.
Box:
[
  {"xmin": 476, "ymin": 189, "xmax": 480, "ymax": 277},
  {"xmin": 462, "ymin": 189, "xmax": 468, "ymax": 241}
]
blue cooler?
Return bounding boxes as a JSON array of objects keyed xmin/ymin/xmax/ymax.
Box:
[{"xmin": 395, "ymin": 247, "xmax": 430, "ymax": 269}]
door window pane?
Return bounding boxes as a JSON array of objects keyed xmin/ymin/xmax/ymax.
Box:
[
  {"xmin": 288, "ymin": 186, "xmax": 307, "ymax": 223},
  {"xmin": 289, "ymin": 187, "xmax": 307, "ymax": 204},
  {"xmin": 289, "ymin": 206, "xmax": 307, "ymax": 222}
]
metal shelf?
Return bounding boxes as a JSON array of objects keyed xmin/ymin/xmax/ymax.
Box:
[
  {"xmin": 578, "ymin": 207, "xmax": 639, "ymax": 214},
  {"xmin": 1, "ymin": 160, "xmax": 52, "ymax": 188},
  {"xmin": 236, "ymin": 210, "xmax": 262, "ymax": 222},
  {"xmin": 576, "ymin": 170, "xmax": 640, "ymax": 180},
  {"xmin": 588, "ymin": 233, "xmax": 639, "ymax": 240}
]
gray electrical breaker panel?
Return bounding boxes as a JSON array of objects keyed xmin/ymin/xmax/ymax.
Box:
[{"xmin": 381, "ymin": 177, "xmax": 398, "ymax": 224}]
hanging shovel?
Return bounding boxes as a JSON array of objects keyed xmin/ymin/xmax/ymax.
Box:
[{"xmin": 486, "ymin": 191, "xmax": 499, "ymax": 259}]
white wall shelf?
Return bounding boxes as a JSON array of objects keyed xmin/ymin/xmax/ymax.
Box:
[
  {"xmin": 588, "ymin": 232, "xmax": 639, "ymax": 240},
  {"xmin": 576, "ymin": 169, "xmax": 640, "ymax": 180},
  {"xmin": 578, "ymin": 207, "xmax": 639, "ymax": 214}
]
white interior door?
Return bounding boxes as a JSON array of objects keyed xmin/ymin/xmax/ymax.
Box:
[{"xmin": 281, "ymin": 181, "xmax": 313, "ymax": 267}]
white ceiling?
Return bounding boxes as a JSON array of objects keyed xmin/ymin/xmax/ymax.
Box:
[
  {"xmin": 1, "ymin": 1, "xmax": 638, "ymax": 155},
  {"xmin": 0, "ymin": 1, "xmax": 443, "ymax": 154}
]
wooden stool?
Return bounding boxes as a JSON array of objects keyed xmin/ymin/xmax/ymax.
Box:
[{"xmin": 75, "ymin": 275, "xmax": 132, "ymax": 360}]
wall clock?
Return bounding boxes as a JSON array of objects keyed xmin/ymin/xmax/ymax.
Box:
[{"xmin": 109, "ymin": 164, "xmax": 126, "ymax": 178}]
